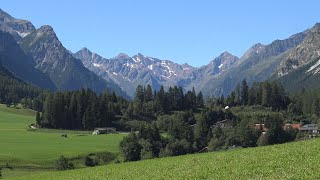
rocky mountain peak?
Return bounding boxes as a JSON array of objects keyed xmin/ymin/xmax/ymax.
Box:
[
  {"xmin": 0, "ymin": 8, "xmax": 12, "ymax": 20},
  {"xmin": 38, "ymin": 25, "xmax": 54, "ymax": 34},
  {"xmin": 114, "ymin": 53, "xmax": 130, "ymax": 59},
  {"xmin": 220, "ymin": 51, "xmax": 238, "ymax": 61},
  {"xmin": 277, "ymin": 23, "xmax": 320, "ymax": 76},
  {"xmin": 310, "ymin": 23, "xmax": 320, "ymax": 33},
  {"xmin": 79, "ymin": 47, "xmax": 92, "ymax": 54},
  {"xmin": 0, "ymin": 9, "xmax": 35, "ymax": 40},
  {"xmin": 221, "ymin": 51, "xmax": 232, "ymax": 56}
]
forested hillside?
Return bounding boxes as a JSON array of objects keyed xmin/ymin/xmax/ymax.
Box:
[{"xmin": 0, "ymin": 63, "xmax": 45, "ymax": 110}]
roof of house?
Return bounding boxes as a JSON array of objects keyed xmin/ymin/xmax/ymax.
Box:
[
  {"xmin": 299, "ymin": 124, "xmax": 318, "ymax": 131},
  {"xmin": 284, "ymin": 123, "xmax": 301, "ymax": 129},
  {"xmin": 291, "ymin": 124, "xmax": 301, "ymax": 129}
]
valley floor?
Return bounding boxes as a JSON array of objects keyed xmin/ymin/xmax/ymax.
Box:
[{"xmin": 0, "ymin": 105, "xmax": 124, "ymax": 178}]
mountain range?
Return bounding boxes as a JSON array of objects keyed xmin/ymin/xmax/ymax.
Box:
[
  {"xmin": 74, "ymin": 24, "xmax": 318, "ymax": 97},
  {"xmin": 1, "ymin": 8, "xmax": 320, "ymax": 98},
  {"xmin": 0, "ymin": 9, "xmax": 128, "ymax": 98}
]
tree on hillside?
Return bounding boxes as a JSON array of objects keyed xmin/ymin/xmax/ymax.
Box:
[
  {"xmin": 135, "ymin": 85, "xmax": 144, "ymax": 103},
  {"xmin": 194, "ymin": 116, "xmax": 210, "ymax": 150},
  {"xmin": 235, "ymin": 83, "xmax": 241, "ymax": 105},
  {"xmin": 144, "ymin": 85, "xmax": 153, "ymax": 102},
  {"xmin": 43, "ymin": 93, "xmax": 54, "ymax": 127},
  {"xmin": 241, "ymin": 79, "xmax": 249, "ymax": 105},
  {"xmin": 262, "ymin": 82, "xmax": 272, "ymax": 107},
  {"xmin": 263, "ymin": 115, "xmax": 288, "ymax": 145},
  {"xmin": 154, "ymin": 86, "xmax": 166, "ymax": 113},
  {"xmin": 197, "ymin": 91, "xmax": 205, "ymax": 108},
  {"xmin": 120, "ymin": 133, "xmax": 142, "ymax": 162},
  {"xmin": 35, "ymin": 111, "xmax": 41, "ymax": 126}
]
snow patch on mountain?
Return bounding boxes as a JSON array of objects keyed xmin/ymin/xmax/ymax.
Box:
[
  {"xmin": 17, "ymin": 31, "xmax": 30, "ymax": 38},
  {"xmin": 93, "ymin": 63, "xmax": 102, "ymax": 67},
  {"xmin": 307, "ymin": 59, "xmax": 320, "ymax": 73},
  {"xmin": 148, "ymin": 64, "xmax": 154, "ymax": 70}
]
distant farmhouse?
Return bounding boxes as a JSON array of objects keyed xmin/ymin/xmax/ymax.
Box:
[
  {"xmin": 92, "ymin": 127, "xmax": 116, "ymax": 135},
  {"xmin": 299, "ymin": 124, "xmax": 319, "ymax": 134},
  {"xmin": 251, "ymin": 123, "xmax": 319, "ymax": 136}
]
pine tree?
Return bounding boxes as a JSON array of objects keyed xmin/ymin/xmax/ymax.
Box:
[
  {"xmin": 235, "ymin": 83, "xmax": 241, "ymax": 105},
  {"xmin": 262, "ymin": 82, "xmax": 272, "ymax": 107},
  {"xmin": 69, "ymin": 93, "xmax": 78, "ymax": 129},
  {"xmin": 135, "ymin": 85, "xmax": 144, "ymax": 103},
  {"xmin": 192, "ymin": 87, "xmax": 197, "ymax": 107},
  {"xmin": 144, "ymin": 85, "xmax": 153, "ymax": 102},
  {"xmin": 155, "ymin": 86, "xmax": 165, "ymax": 113},
  {"xmin": 197, "ymin": 91, "xmax": 204, "ymax": 108},
  {"xmin": 194, "ymin": 117, "xmax": 209, "ymax": 150},
  {"xmin": 36, "ymin": 111, "xmax": 41, "ymax": 126},
  {"xmin": 241, "ymin": 79, "xmax": 249, "ymax": 105},
  {"xmin": 43, "ymin": 93, "xmax": 54, "ymax": 127},
  {"xmin": 226, "ymin": 91, "xmax": 236, "ymax": 106}
]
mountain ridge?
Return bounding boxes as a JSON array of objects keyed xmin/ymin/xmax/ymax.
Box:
[{"xmin": 1, "ymin": 8, "xmax": 320, "ymax": 98}]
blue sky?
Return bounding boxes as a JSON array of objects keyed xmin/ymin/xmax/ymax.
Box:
[{"xmin": 1, "ymin": 0, "xmax": 319, "ymax": 67}]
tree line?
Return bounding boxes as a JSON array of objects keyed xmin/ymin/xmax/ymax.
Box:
[
  {"xmin": 210, "ymin": 80, "xmax": 290, "ymax": 110},
  {"xmin": 37, "ymin": 89, "xmax": 127, "ymax": 130},
  {"xmin": 37, "ymin": 85, "xmax": 205, "ymax": 130},
  {"xmin": 0, "ymin": 64, "xmax": 45, "ymax": 110}
]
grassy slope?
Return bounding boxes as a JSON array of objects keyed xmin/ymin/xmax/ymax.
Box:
[
  {"xmin": 14, "ymin": 138, "xmax": 320, "ymax": 180},
  {"xmin": 0, "ymin": 104, "xmax": 125, "ymax": 178}
]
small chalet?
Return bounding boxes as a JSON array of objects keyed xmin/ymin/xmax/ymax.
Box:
[
  {"xmin": 215, "ymin": 119, "xmax": 233, "ymax": 128},
  {"xmin": 299, "ymin": 124, "xmax": 319, "ymax": 134},
  {"xmin": 92, "ymin": 127, "xmax": 116, "ymax": 135}
]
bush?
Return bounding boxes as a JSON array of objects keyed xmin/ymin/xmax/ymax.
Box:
[
  {"xmin": 163, "ymin": 139, "xmax": 192, "ymax": 156},
  {"xmin": 257, "ymin": 134, "xmax": 268, "ymax": 146},
  {"xmin": 95, "ymin": 152, "xmax": 116, "ymax": 164},
  {"xmin": 84, "ymin": 156, "xmax": 97, "ymax": 167},
  {"xmin": 55, "ymin": 155, "xmax": 74, "ymax": 171},
  {"xmin": 208, "ymin": 138, "xmax": 225, "ymax": 151},
  {"xmin": 139, "ymin": 139, "xmax": 154, "ymax": 160}
]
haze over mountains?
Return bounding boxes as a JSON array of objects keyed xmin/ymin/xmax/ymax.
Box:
[{"xmin": 0, "ymin": 8, "xmax": 320, "ymax": 98}]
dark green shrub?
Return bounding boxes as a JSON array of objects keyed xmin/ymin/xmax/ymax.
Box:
[
  {"xmin": 55, "ymin": 155, "xmax": 74, "ymax": 170},
  {"xmin": 84, "ymin": 156, "xmax": 96, "ymax": 167},
  {"xmin": 95, "ymin": 152, "xmax": 116, "ymax": 164}
]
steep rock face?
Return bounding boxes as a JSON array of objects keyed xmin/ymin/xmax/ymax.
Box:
[
  {"xmin": 194, "ymin": 30, "xmax": 307, "ymax": 97},
  {"xmin": 74, "ymin": 49, "xmax": 196, "ymax": 97},
  {"xmin": 274, "ymin": 24, "xmax": 320, "ymax": 92},
  {"xmin": 0, "ymin": 9, "xmax": 35, "ymax": 41},
  {"xmin": 0, "ymin": 30, "xmax": 55, "ymax": 89},
  {"xmin": 277, "ymin": 24, "xmax": 320, "ymax": 76},
  {"xmin": 20, "ymin": 26, "xmax": 128, "ymax": 97},
  {"xmin": 277, "ymin": 57, "xmax": 320, "ymax": 92}
]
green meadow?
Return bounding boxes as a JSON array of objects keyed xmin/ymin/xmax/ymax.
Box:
[
  {"xmin": 0, "ymin": 104, "xmax": 125, "ymax": 178},
  {"xmin": 14, "ymin": 138, "xmax": 320, "ymax": 180}
]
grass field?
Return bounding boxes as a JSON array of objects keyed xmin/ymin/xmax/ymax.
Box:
[
  {"xmin": 13, "ymin": 138, "xmax": 320, "ymax": 180},
  {"xmin": 0, "ymin": 104, "xmax": 125, "ymax": 178}
]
